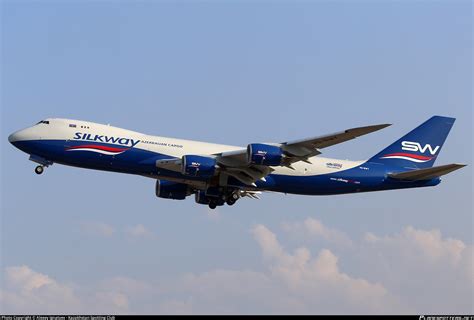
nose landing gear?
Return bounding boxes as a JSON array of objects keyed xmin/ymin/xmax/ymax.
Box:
[
  {"xmin": 29, "ymin": 155, "xmax": 53, "ymax": 175},
  {"xmin": 35, "ymin": 165, "xmax": 44, "ymax": 175}
]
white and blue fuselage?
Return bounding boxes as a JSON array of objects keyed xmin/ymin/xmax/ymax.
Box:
[{"xmin": 8, "ymin": 117, "xmax": 463, "ymax": 208}]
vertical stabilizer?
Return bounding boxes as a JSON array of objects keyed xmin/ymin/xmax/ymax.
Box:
[{"xmin": 368, "ymin": 116, "xmax": 455, "ymax": 168}]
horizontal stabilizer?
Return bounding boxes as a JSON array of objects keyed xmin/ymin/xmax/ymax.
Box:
[{"xmin": 389, "ymin": 163, "xmax": 466, "ymax": 181}]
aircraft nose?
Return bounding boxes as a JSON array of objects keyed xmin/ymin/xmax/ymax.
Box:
[
  {"xmin": 8, "ymin": 129, "xmax": 28, "ymax": 145},
  {"xmin": 8, "ymin": 132, "xmax": 18, "ymax": 144},
  {"xmin": 8, "ymin": 127, "xmax": 39, "ymax": 153}
]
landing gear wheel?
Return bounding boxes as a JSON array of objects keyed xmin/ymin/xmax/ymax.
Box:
[
  {"xmin": 226, "ymin": 193, "xmax": 239, "ymax": 206},
  {"xmin": 209, "ymin": 202, "xmax": 217, "ymax": 210},
  {"xmin": 35, "ymin": 166, "xmax": 44, "ymax": 175},
  {"xmin": 226, "ymin": 198, "xmax": 236, "ymax": 206}
]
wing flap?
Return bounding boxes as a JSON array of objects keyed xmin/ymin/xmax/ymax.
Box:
[
  {"xmin": 225, "ymin": 166, "xmax": 273, "ymax": 186},
  {"xmin": 389, "ymin": 163, "xmax": 466, "ymax": 181}
]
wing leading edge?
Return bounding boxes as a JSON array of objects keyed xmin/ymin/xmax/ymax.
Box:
[{"xmin": 282, "ymin": 123, "xmax": 392, "ymax": 151}]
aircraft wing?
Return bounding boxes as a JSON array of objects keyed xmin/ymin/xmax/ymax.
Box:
[
  {"xmin": 214, "ymin": 123, "xmax": 391, "ymax": 185},
  {"xmin": 156, "ymin": 123, "xmax": 391, "ymax": 186},
  {"xmin": 216, "ymin": 123, "xmax": 391, "ymax": 166},
  {"xmin": 388, "ymin": 163, "xmax": 466, "ymax": 181}
]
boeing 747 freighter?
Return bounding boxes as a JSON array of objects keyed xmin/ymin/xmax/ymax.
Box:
[{"xmin": 8, "ymin": 116, "xmax": 465, "ymax": 209}]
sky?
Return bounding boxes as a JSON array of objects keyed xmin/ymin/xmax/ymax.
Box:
[{"xmin": 1, "ymin": 0, "xmax": 472, "ymax": 314}]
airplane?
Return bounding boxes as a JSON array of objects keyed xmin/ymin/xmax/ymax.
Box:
[{"xmin": 8, "ymin": 116, "xmax": 466, "ymax": 209}]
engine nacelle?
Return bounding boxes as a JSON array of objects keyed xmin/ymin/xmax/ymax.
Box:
[
  {"xmin": 247, "ymin": 143, "xmax": 284, "ymax": 166},
  {"xmin": 155, "ymin": 180, "xmax": 188, "ymax": 200},
  {"xmin": 182, "ymin": 155, "xmax": 216, "ymax": 178}
]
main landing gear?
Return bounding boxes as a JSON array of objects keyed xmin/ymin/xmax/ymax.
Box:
[
  {"xmin": 209, "ymin": 201, "xmax": 217, "ymax": 210},
  {"xmin": 226, "ymin": 193, "xmax": 239, "ymax": 206},
  {"xmin": 207, "ymin": 192, "xmax": 240, "ymax": 209},
  {"xmin": 35, "ymin": 165, "xmax": 44, "ymax": 175}
]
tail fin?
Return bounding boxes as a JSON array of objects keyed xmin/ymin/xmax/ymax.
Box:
[{"xmin": 368, "ymin": 116, "xmax": 455, "ymax": 168}]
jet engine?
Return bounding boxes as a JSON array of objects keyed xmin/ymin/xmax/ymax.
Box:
[
  {"xmin": 155, "ymin": 180, "xmax": 189, "ymax": 200},
  {"xmin": 182, "ymin": 155, "xmax": 217, "ymax": 178},
  {"xmin": 247, "ymin": 143, "xmax": 284, "ymax": 166}
]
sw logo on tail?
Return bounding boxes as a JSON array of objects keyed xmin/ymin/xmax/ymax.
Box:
[
  {"xmin": 401, "ymin": 141, "xmax": 440, "ymax": 155},
  {"xmin": 380, "ymin": 141, "xmax": 441, "ymax": 163}
]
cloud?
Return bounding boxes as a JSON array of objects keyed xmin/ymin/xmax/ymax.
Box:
[
  {"xmin": 80, "ymin": 221, "xmax": 115, "ymax": 237},
  {"xmin": 2, "ymin": 221, "xmax": 472, "ymax": 314},
  {"xmin": 0, "ymin": 267, "xmax": 143, "ymax": 314},
  {"xmin": 80, "ymin": 222, "xmax": 155, "ymax": 239},
  {"xmin": 249, "ymin": 224, "xmax": 396, "ymax": 313},
  {"xmin": 1, "ymin": 265, "xmax": 81, "ymax": 313},
  {"xmin": 364, "ymin": 226, "xmax": 466, "ymax": 263},
  {"xmin": 125, "ymin": 224, "xmax": 154, "ymax": 239},
  {"xmin": 163, "ymin": 269, "xmax": 276, "ymax": 314},
  {"xmin": 94, "ymin": 291, "xmax": 129, "ymax": 311},
  {"xmin": 281, "ymin": 217, "xmax": 353, "ymax": 247},
  {"xmin": 357, "ymin": 226, "xmax": 473, "ymax": 312}
]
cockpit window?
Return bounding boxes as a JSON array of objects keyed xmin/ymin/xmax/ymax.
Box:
[{"xmin": 36, "ymin": 120, "xmax": 50, "ymax": 125}]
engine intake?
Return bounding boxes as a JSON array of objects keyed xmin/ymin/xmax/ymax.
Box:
[
  {"xmin": 155, "ymin": 180, "xmax": 188, "ymax": 200},
  {"xmin": 247, "ymin": 143, "xmax": 284, "ymax": 166},
  {"xmin": 182, "ymin": 155, "xmax": 216, "ymax": 178}
]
